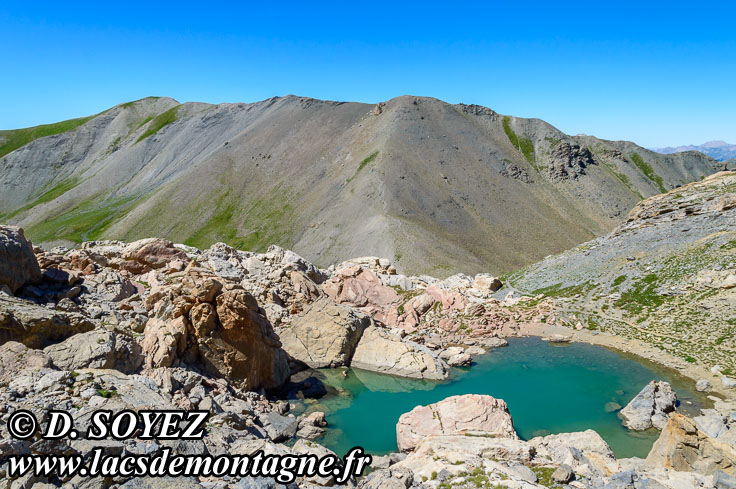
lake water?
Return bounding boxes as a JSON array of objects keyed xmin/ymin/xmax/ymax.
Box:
[{"xmin": 293, "ymin": 337, "xmax": 708, "ymax": 459}]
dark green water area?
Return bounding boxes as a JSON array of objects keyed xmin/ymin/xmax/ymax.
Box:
[{"xmin": 292, "ymin": 337, "xmax": 709, "ymax": 459}]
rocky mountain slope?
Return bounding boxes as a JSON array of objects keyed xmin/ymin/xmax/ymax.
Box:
[
  {"xmin": 505, "ymin": 171, "xmax": 736, "ymax": 372},
  {"xmin": 654, "ymin": 140, "xmax": 736, "ymax": 161},
  {"xmin": 0, "ymin": 96, "xmax": 721, "ymax": 276}
]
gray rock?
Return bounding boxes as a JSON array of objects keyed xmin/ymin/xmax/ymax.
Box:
[
  {"xmin": 620, "ymin": 381, "xmax": 676, "ymax": 430},
  {"xmin": 0, "ymin": 226, "xmax": 41, "ymax": 294},
  {"xmin": 118, "ymin": 477, "xmax": 206, "ymax": 489},
  {"xmin": 714, "ymin": 470, "xmax": 736, "ymax": 489},
  {"xmin": 552, "ymin": 464, "xmax": 574, "ymax": 483},
  {"xmin": 506, "ymin": 464, "xmax": 537, "ymax": 482},
  {"xmin": 261, "ymin": 411, "xmax": 298, "ymax": 442},
  {"xmin": 235, "ymin": 477, "xmax": 298, "ymax": 489},
  {"xmin": 696, "ymin": 379, "xmax": 712, "ymax": 392},
  {"xmin": 358, "ymin": 467, "xmax": 413, "ymax": 489},
  {"xmin": 0, "ymin": 294, "xmax": 94, "ymax": 348},
  {"xmin": 279, "ymin": 298, "xmax": 371, "ymax": 368},
  {"xmin": 44, "ymin": 330, "xmax": 143, "ymax": 373},
  {"xmin": 351, "ymin": 326, "xmax": 449, "ymax": 380}
]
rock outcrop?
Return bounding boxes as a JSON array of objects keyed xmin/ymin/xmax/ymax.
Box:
[
  {"xmin": 530, "ymin": 430, "xmax": 619, "ymax": 477},
  {"xmin": 44, "ymin": 330, "xmax": 143, "ymax": 373},
  {"xmin": 0, "ymin": 341, "xmax": 51, "ymax": 383},
  {"xmin": 0, "ymin": 294, "xmax": 94, "ymax": 348},
  {"xmin": 279, "ymin": 297, "xmax": 371, "ymax": 368},
  {"xmin": 646, "ymin": 413, "xmax": 736, "ymax": 475},
  {"xmin": 0, "ymin": 226, "xmax": 41, "ymax": 293},
  {"xmin": 620, "ymin": 380, "xmax": 677, "ymax": 430},
  {"xmin": 396, "ymin": 394, "xmax": 517, "ymax": 452},
  {"xmin": 351, "ymin": 326, "xmax": 449, "ymax": 380}
]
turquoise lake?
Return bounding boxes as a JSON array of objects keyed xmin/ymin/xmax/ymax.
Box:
[{"xmin": 293, "ymin": 337, "xmax": 708, "ymax": 459}]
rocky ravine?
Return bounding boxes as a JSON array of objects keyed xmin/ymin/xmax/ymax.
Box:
[{"xmin": 0, "ymin": 95, "xmax": 721, "ymax": 276}]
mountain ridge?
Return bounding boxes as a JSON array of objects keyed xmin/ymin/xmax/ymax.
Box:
[
  {"xmin": 653, "ymin": 140, "xmax": 736, "ymax": 161},
  {"xmin": 0, "ymin": 95, "xmax": 721, "ymax": 276}
]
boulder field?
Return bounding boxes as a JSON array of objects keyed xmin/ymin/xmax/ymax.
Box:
[
  {"xmin": 365, "ymin": 394, "xmax": 736, "ymax": 489},
  {"xmin": 1, "ymin": 222, "xmax": 736, "ymax": 488}
]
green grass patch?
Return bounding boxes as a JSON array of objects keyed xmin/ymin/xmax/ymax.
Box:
[
  {"xmin": 26, "ymin": 195, "xmax": 138, "ymax": 243},
  {"xmin": 0, "ymin": 116, "xmax": 95, "ymax": 159},
  {"xmin": 2, "ymin": 177, "xmax": 81, "ymax": 220},
  {"xmin": 531, "ymin": 466, "xmax": 559, "ymax": 488},
  {"xmin": 614, "ymin": 273, "xmax": 666, "ymax": 314},
  {"xmin": 96, "ymin": 388, "xmax": 118, "ymax": 398},
  {"xmin": 120, "ymin": 96, "xmax": 160, "ymax": 109},
  {"xmin": 531, "ymin": 281, "xmax": 593, "ymax": 298},
  {"xmin": 544, "ymin": 136, "xmax": 561, "ymax": 147},
  {"xmin": 630, "ymin": 152, "xmax": 666, "ymax": 193},
  {"xmin": 603, "ymin": 162, "xmax": 643, "ymax": 199},
  {"xmin": 346, "ymin": 151, "xmax": 379, "ymax": 183},
  {"xmin": 612, "ymin": 274, "xmax": 628, "ymax": 287},
  {"xmin": 185, "ymin": 183, "xmax": 296, "ymax": 252},
  {"xmin": 135, "ymin": 105, "xmax": 180, "ymax": 143},
  {"xmin": 503, "ymin": 116, "xmax": 535, "ymax": 165}
]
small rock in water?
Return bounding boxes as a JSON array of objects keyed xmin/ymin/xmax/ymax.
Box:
[
  {"xmin": 604, "ymin": 402, "xmax": 622, "ymax": 413},
  {"xmin": 695, "ymin": 379, "xmax": 712, "ymax": 392}
]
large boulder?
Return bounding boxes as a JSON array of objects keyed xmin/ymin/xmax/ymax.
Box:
[
  {"xmin": 530, "ymin": 430, "xmax": 619, "ymax": 477},
  {"xmin": 645, "ymin": 413, "xmax": 736, "ymax": 475},
  {"xmin": 620, "ymin": 380, "xmax": 677, "ymax": 430},
  {"xmin": 122, "ymin": 238, "xmax": 188, "ymax": 269},
  {"xmin": 45, "ymin": 330, "xmax": 143, "ymax": 373},
  {"xmin": 323, "ymin": 266, "xmax": 400, "ymax": 308},
  {"xmin": 351, "ymin": 326, "xmax": 449, "ymax": 380},
  {"xmin": 201, "ymin": 289, "xmax": 289, "ymax": 390},
  {"xmin": 279, "ymin": 298, "xmax": 371, "ymax": 368},
  {"xmin": 394, "ymin": 434, "xmax": 533, "ymax": 480},
  {"xmin": 396, "ymin": 394, "xmax": 518, "ymax": 452},
  {"xmin": 0, "ymin": 226, "xmax": 41, "ymax": 293},
  {"xmin": 0, "ymin": 341, "xmax": 51, "ymax": 383},
  {"xmin": 0, "ymin": 294, "xmax": 94, "ymax": 348},
  {"xmin": 141, "ymin": 317, "xmax": 189, "ymax": 369}
]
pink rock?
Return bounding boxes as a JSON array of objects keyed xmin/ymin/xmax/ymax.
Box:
[
  {"xmin": 396, "ymin": 394, "xmax": 518, "ymax": 452},
  {"xmin": 324, "ymin": 268, "xmax": 400, "ymax": 308},
  {"xmin": 426, "ymin": 285, "xmax": 468, "ymax": 312}
]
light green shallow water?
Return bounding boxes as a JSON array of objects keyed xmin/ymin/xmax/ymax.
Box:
[{"xmin": 294, "ymin": 337, "xmax": 708, "ymax": 459}]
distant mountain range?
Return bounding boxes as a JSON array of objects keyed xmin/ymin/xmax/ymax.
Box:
[
  {"xmin": 0, "ymin": 96, "xmax": 721, "ymax": 276},
  {"xmin": 652, "ymin": 140, "xmax": 736, "ymax": 161}
]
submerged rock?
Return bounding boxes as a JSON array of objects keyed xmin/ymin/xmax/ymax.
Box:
[{"xmin": 620, "ymin": 380, "xmax": 677, "ymax": 430}]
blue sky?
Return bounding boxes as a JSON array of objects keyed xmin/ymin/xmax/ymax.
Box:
[{"xmin": 1, "ymin": 1, "xmax": 734, "ymax": 147}]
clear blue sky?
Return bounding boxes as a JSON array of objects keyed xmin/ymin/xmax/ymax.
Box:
[{"xmin": 1, "ymin": 1, "xmax": 734, "ymax": 147}]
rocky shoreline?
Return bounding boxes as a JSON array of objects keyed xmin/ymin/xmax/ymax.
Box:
[{"xmin": 517, "ymin": 322, "xmax": 733, "ymax": 399}]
